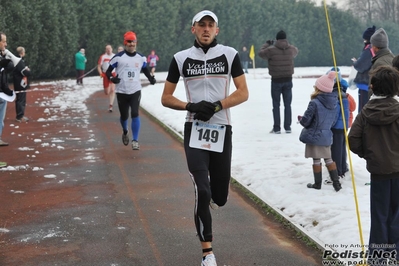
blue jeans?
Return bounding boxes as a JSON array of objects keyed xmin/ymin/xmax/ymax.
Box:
[
  {"xmin": 242, "ymin": 61, "xmax": 248, "ymax": 73},
  {"xmin": 271, "ymin": 81, "xmax": 292, "ymax": 132},
  {"xmin": 0, "ymin": 98, "xmax": 7, "ymax": 138}
]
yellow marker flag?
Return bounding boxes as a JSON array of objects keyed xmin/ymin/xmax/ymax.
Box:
[{"xmin": 249, "ymin": 45, "xmax": 255, "ymax": 60}]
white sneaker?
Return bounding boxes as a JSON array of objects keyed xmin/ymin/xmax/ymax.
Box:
[
  {"xmin": 0, "ymin": 139, "xmax": 9, "ymax": 146},
  {"xmin": 132, "ymin": 140, "xmax": 140, "ymax": 150},
  {"xmin": 201, "ymin": 254, "xmax": 217, "ymax": 266}
]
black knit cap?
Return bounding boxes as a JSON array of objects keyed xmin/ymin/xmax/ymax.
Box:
[
  {"xmin": 362, "ymin": 25, "xmax": 376, "ymax": 42},
  {"xmin": 276, "ymin": 30, "xmax": 286, "ymax": 40}
]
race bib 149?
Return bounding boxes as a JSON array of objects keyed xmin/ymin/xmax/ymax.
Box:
[{"xmin": 189, "ymin": 121, "xmax": 226, "ymax": 153}]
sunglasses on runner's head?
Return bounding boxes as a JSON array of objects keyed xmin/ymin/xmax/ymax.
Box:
[{"xmin": 126, "ymin": 40, "xmax": 136, "ymax": 43}]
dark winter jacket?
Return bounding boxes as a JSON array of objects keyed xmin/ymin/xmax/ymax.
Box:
[
  {"xmin": 331, "ymin": 87, "xmax": 349, "ymax": 130},
  {"xmin": 367, "ymin": 48, "xmax": 395, "ymax": 98},
  {"xmin": 239, "ymin": 50, "xmax": 250, "ymax": 63},
  {"xmin": 371, "ymin": 48, "xmax": 395, "ymax": 71},
  {"xmin": 258, "ymin": 39, "xmax": 298, "ymax": 82},
  {"xmin": 353, "ymin": 44, "xmax": 373, "ymax": 88},
  {"xmin": 348, "ymin": 96, "xmax": 399, "ymax": 179},
  {"xmin": 13, "ymin": 57, "xmax": 31, "ymax": 91},
  {"xmin": 0, "ymin": 56, "xmax": 14, "ymax": 96},
  {"xmin": 299, "ymin": 93, "xmax": 338, "ymax": 146}
]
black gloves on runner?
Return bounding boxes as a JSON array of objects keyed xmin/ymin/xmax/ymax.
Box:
[
  {"xmin": 213, "ymin": 101, "xmax": 223, "ymax": 113},
  {"xmin": 149, "ymin": 76, "xmax": 156, "ymax": 85},
  {"xmin": 110, "ymin": 75, "xmax": 121, "ymax": 84},
  {"xmin": 186, "ymin": 100, "xmax": 223, "ymax": 122}
]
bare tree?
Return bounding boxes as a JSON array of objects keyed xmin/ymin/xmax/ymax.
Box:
[
  {"xmin": 347, "ymin": 0, "xmax": 374, "ymax": 22},
  {"xmin": 375, "ymin": 0, "xmax": 399, "ymax": 23},
  {"xmin": 346, "ymin": 0, "xmax": 399, "ymax": 23}
]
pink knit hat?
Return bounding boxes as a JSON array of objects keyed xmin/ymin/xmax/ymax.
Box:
[{"xmin": 315, "ymin": 71, "xmax": 336, "ymax": 93}]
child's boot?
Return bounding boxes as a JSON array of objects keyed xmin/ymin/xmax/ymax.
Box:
[
  {"xmin": 307, "ymin": 164, "xmax": 322, "ymax": 189},
  {"xmin": 327, "ymin": 162, "xmax": 342, "ymax": 192}
]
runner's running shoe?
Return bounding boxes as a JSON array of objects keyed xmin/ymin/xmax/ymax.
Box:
[
  {"xmin": 201, "ymin": 254, "xmax": 217, "ymax": 266},
  {"xmin": 122, "ymin": 131, "xmax": 129, "ymax": 146},
  {"xmin": 132, "ymin": 140, "xmax": 140, "ymax": 150}
]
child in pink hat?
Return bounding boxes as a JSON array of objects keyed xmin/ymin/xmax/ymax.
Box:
[{"xmin": 298, "ymin": 71, "xmax": 341, "ymax": 191}]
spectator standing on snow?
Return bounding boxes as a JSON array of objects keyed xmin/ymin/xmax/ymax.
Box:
[
  {"xmin": 352, "ymin": 25, "xmax": 375, "ymax": 111},
  {"xmin": 368, "ymin": 28, "xmax": 395, "ymax": 98},
  {"xmin": 348, "ymin": 65, "xmax": 399, "ymax": 264},
  {"xmin": 239, "ymin": 46, "xmax": 250, "ymax": 73},
  {"xmin": 161, "ymin": 10, "xmax": 248, "ymax": 266},
  {"xmin": 298, "ymin": 71, "xmax": 341, "ymax": 192},
  {"xmin": 258, "ymin": 30, "xmax": 298, "ymax": 134},
  {"xmin": 327, "ymin": 68, "xmax": 350, "ymax": 183}
]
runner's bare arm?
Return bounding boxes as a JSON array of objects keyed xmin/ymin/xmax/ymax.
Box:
[
  {"xmin": 161, "ymin": 81, "xmax": 187, "ymax": 110},
  {"xmin": 219, "ymin": 74, "xmax": 249, "ymax": 109}
]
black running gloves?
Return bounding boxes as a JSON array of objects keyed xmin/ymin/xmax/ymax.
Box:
[
  {"xmin": 110, "ymin": 75, "xmax": 121, "ymax": 84},
  {"xmin": 149, "ymin": 76, "xmax": 156, "ymax": 85},
  {"xmin": 186, "ymin": 100, "xmax": 223, "ymax": 122}
]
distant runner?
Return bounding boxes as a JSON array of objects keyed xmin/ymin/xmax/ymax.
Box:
[
  {"xmin": 106, "ymin": 31, "xmax": 156, "ymax": 150},
  {"xmin": 97, "ymin": 44, "xmax": 115, "ymax": 112}
]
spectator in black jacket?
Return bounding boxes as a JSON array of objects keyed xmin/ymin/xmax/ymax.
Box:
[{"xmin": 13, "ymin": 46, "xmax": 31, "ymax": 122}]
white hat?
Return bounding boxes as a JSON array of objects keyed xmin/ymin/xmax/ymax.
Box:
[{"xmin": 192, "ymin": 10, "xmax": 218, "ymax": 26}]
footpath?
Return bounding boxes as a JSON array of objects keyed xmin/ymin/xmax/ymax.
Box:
[{"xmin": 0, "ymin": 81, "xmax": 321, "ymax": 265}]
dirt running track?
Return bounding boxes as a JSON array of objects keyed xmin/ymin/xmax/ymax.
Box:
[{"xmin": 0, "ymin": 80, "xmax": 321, "ymax": 265}]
